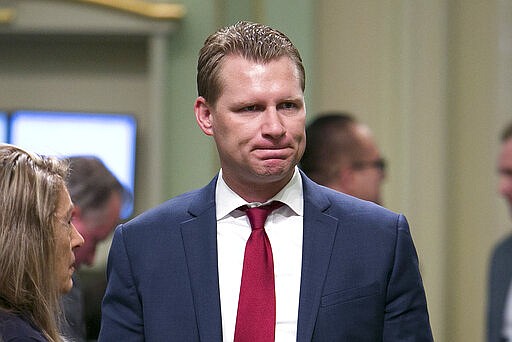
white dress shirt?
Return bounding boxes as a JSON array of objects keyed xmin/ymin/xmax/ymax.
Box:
[{"xmin": 216, "ymin": 167, "xmax": 304, "ymax": 342}]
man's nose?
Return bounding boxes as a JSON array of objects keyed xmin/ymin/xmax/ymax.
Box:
[{"xmin": 261, "ymin": 109, "xmax": 286, "ymax": 138}]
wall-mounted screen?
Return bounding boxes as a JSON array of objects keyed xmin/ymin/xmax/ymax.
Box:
[
  {"xmin": 10, "ymin": 110, "xmax": 137, "ymax": 219},
  {"xmin": 0, "ymin": 112, "xmax": 7, "ymax": 143}
]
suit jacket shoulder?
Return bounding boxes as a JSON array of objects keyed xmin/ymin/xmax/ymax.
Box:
[
  {"xmin": 491, "ymin": 233, "xmax": 512, "ymax": 261},
  {"xmin": 0, "ymin": 310, "xmax": 48, "ymax": 341},
  {"xmin": 120, "ymin": 175, "xmax": 218, "ymax": 234},
  {"xmin": 487, "ymin": 233, "xmax": 512, "ymax": 342},
  {"xmin": 302, "ymin": 173, "xmax": 402, "ymax": 230},
  {"xmin": 100, "ymin": 175, "xmax": 222, "ymax": 341},
  {"xmin": 298, "ymin": 173, "xmax": 432, "ymax": 341}
]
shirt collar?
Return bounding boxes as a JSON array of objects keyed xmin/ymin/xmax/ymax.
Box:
[{"xmin": 215, "ymin": 167, "xmax": 304, "ymax": 220}]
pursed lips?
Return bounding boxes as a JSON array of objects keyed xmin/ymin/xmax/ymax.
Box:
[{"xmin": 253, "ymin": 146, "xmax": 290, "ymax": 159}]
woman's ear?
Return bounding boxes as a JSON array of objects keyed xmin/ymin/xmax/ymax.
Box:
[{"xmin": 194, "ymin": 96, "xmax": 213, "ymax": 136}]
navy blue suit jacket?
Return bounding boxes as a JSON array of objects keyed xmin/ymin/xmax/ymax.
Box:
[
  {"xmin": 99, "ymin": 173, "xmax": 432, "ymax": 341},
  {"xmin": 0, "ymin": 311, "xmax": 47, "ymax": 341},
  {"xmin": 487, "ymin": 233, "xmax": 512, "ymax": 342}
]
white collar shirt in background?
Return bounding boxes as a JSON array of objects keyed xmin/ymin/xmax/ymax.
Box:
[
  {"xmin": 216, "ymin": 167, "xmax": 304, "ymax": 342},
  {"xmin": 503, "ymin": 280, "xmax": 512, "ymax": 341}
]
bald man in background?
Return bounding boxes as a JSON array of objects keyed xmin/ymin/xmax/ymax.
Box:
[{"xmin": 300, "ymin": 112, "xmax": 386, "ymax": 205}]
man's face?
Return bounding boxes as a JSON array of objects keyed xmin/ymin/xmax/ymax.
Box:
[
  {"xmin": 498, "ymin": 137, "xmax": 512, "ymax": 214},
  {"xmin": 73, "ymin": 191, "xmax": 122, "ymax": 267},
  {"xmin": 195, "ymin": 55, "xmax": 306, "ymax": 199},
  {"xmin": 350, "ymin": 160, "xmax": 385, "ymax": 205},
  {"xmin": 346, "ymin": 125, "xmax": 386, "ymax": 205}
]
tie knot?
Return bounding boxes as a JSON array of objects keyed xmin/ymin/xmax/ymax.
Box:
[{"xmin": 241, "ymin": 201, "xmax": 283, "ymax": 231}]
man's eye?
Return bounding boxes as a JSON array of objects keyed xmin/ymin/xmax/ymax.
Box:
[
  {"xmin": 499, "ymin": 169, "xmax": 512, "ymax": 177},
  {"xmin": 280, "ymin": 102, "xmax": 296, "ymax": 110},
  {"xmin": 242, "ymin": 105, "xmax": 258, "ymax": 112}
]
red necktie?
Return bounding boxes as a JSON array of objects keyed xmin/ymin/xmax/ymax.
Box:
[{"xmin": 234, "ymin": 202, "xmax": 283, "ymax": 342}]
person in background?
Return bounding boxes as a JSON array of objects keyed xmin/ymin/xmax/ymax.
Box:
[
  {"xmin": 300, "ymin": 112, "xmax": 386, "ymax": 205},
  {"xmin": 487, "ymin": 121, "xmax": 512, "ymax": 342},
  {"xmin": 61, "ymin": 156, "xmax": 124, "ymax": 342},
  {"xmin": 99, "ymin": 21, "xmax": 432, "ymax": 341},
  {"xmin": 0, "ymin": 143, "xmax": 84, "ymax": 341}
]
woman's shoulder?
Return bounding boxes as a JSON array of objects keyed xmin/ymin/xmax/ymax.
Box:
[{"xmin": 0, "ymin": 310, "xmax": 48, "ymax": 341}]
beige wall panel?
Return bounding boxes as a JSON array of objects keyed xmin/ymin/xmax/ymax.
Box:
[{"xmin": 315, "ymin": 1, "xmax": 448, "ymax": 340}]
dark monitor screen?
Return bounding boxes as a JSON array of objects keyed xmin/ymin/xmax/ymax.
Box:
[
  {"xmin": 9, "ymin": 110, "xmax": 137, "ymax": 219},
  {"xmin": 0, "ymin": 112, "xmax": 7, "ymax": 143}
]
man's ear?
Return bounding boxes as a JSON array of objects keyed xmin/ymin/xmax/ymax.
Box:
[
  {"xmin": 194, "ymin": 96, "xmax": 214, "ymax": 136},
  {"xmin": 72, "ymin": 206, "xmax": 83, "ymax": 220},
  {"xmin": 338, "ymin": 167, "xmax": 354, "ymax": 190},
  {"xmin": 71, "ymin": 206, "xmax": 85, "ymax": 231}
]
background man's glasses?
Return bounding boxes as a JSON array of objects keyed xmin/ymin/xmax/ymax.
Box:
[{"xmin": 352, "ymin": 158, "xmax": 386, "ymax": 172}]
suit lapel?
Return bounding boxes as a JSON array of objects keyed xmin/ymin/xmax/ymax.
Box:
[
  {"xmin": 180, "ymin": 177, "xmax": 223, "ymax": 341},
  {"xmin": 178, "ymin": 174, "xmax": 340, "ymax": 341},
  {"xmin": 296, "ymin": 175, "xmax": 339, "ymax": 342}
]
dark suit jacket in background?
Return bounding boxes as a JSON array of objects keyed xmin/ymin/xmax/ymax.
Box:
[
  {"xmin": 61, "ymin": 274, "xmax": 86, "ymax": 342},
  {"xmin": 99, "ymin": 173, "xmax": 433, "ymax": 341},
  {"xmin": 487, "ymin": 233, "xmax": 512, "ymax": 342}
]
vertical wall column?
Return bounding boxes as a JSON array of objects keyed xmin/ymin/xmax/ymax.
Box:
[
  {"xmin": 147, "ymin": 33, "xmax": 168, "ymax": 206},
  {"xmin": 395, "ymin": 2, "xmax": 449, "ymax": 341}
]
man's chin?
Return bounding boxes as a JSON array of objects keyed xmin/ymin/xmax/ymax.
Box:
[
  {"xmin": 259, "ymin": 158, "xmax": 295, "ymax": 173},
  {"xmin": 258, "ymin": 165, "xmax": 293, "ymax": 179}
]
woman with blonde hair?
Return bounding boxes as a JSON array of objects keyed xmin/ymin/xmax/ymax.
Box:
[{"xmin": 0, "ymin": 144, "xmax": 84, "ymax": 341}]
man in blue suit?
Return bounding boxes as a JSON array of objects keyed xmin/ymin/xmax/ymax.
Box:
[
  {"xmin": 99, "ymin": 21, "xmax": 432, "ymax": 341},
  {"xmin": 487, "ymin": 121, "xmax": 512, "ymax": 342}
]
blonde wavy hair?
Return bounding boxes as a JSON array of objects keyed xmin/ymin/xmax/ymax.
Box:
[{"xmin": 0, "ymin": 143, "xmax": 69, "ymax": 341}]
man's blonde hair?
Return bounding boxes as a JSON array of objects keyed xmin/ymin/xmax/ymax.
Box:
[{"xmin": 197, "ymin": 21, "xmax": 305, "ymax": 106}]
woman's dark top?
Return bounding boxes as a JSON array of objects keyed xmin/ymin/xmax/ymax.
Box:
[{"xmin": 0, "ymin": 310, "xmax": 48, "ymax": 341}]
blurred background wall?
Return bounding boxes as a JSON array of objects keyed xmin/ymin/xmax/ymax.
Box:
[{"xmin": 2, "ymin": 0, "xmax": 512, "ymax": 341}]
